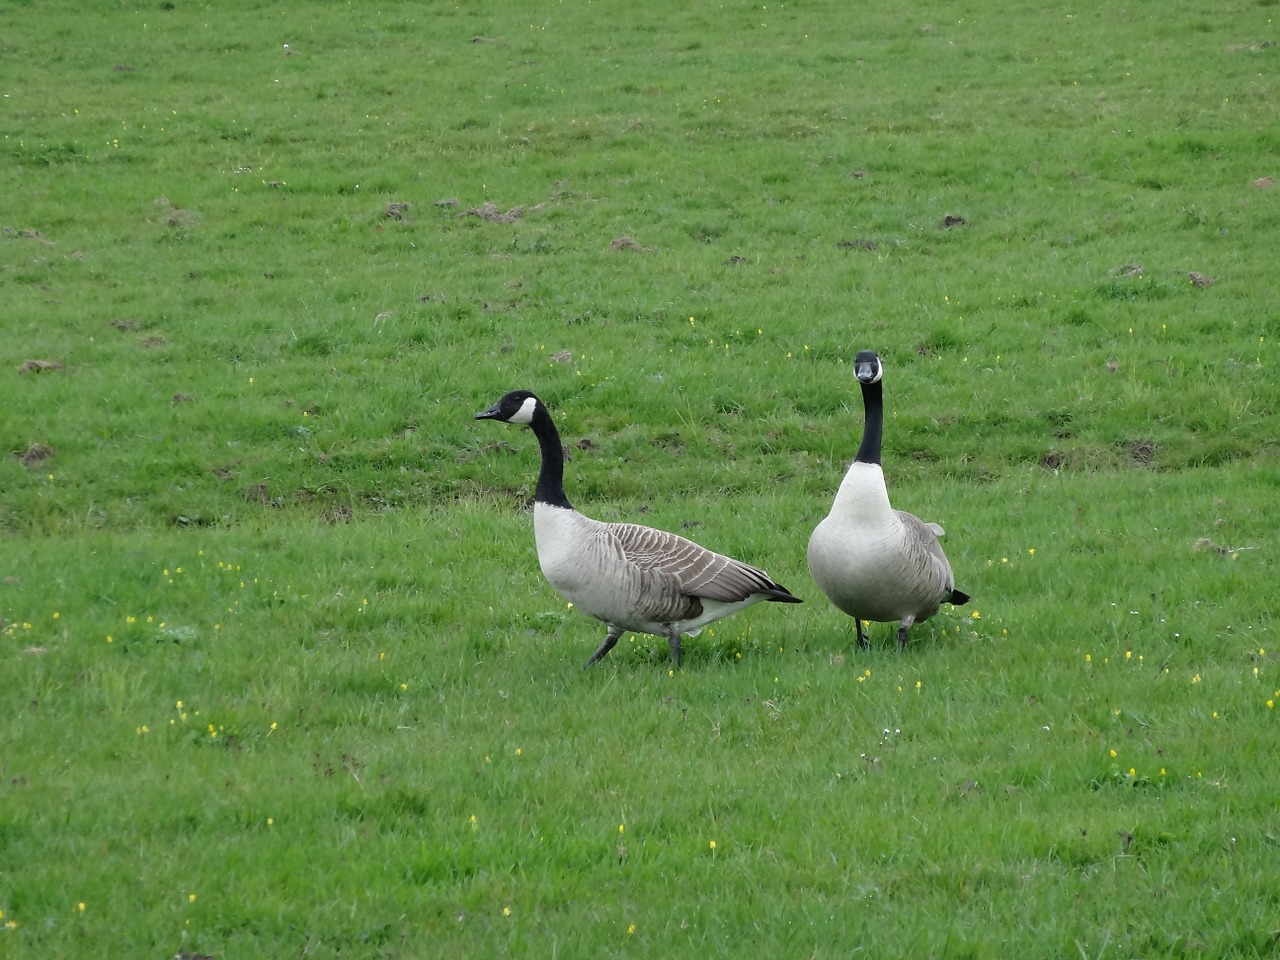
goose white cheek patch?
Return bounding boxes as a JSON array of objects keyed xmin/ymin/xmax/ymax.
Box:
[{"xmin": 510, "ymin": 396, "xmax": 538, "ymax": 424}]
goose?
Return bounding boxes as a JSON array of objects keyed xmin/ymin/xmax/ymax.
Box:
[
  {"xmin": 807, "ymin": 350, "xmax": 970, "ymax": 649},
  {"xmin": 475, "ymin": 390, "xmax": 802, "ymax": 668}
]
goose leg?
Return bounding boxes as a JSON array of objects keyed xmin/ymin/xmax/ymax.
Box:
[
  {"xmin": 856, "ymin": 620, "xmax": 869, "ymax": 650},
  {"xmin": 667, "ymin": 628, "xmax": 683, "ymax": 670},
  {"xmin": 896, "ymin": 615, "xmax": 916, "ymax": 650},
  {"xmin": 583, "ymin": 625, "xmax": 625, "ymax": 668}
]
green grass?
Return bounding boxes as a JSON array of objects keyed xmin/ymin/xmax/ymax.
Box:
[{"xmin": 3, "ymin": 0, "xmax": 1278, "ymax": 956}]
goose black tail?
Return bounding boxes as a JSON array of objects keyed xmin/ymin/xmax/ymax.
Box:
[
  {"xmin": 765, "ymin": 586, "xmax": 804, "ymax": 604},
  {"xmin": 948, "ymin": 589, "xmax": 971, "ymax": 605}
]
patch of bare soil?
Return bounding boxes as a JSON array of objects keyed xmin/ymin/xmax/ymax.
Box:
[
  {"xmin": 464, "ymin": 202, "xmax": 527, "ymax": 223},
  {"xmin": 15, "ymin": 443, "xmax": 54, "ymax": 467},
  {"xmin": 18, "ymin": 359, "xmax": 61, "ymax": 374},
  {"xmin": 152, "ymin": 196, "xmax": 197, "ymax": 229},
  {"xmin": 609, "ymin": 235, "xmax": 652, "ymax": 252},
  {"xmin": 1039, "ymin": 450, "xmax": 1066, "ymax": 471},
  {"xmin": 1226, "ymin": 40, "xmax": 1277, "ymax": 53},
  {"xmin": 321, "ymin": 503, "xmax": 353, "ymax": 525},
  {"xmin": 244, "ymin": 484, "xmax": 282, "ymax": 507},
  {"xmin": 1187, "ymin": 271, "xmax": 1214, "ymax": 287},
  {"xmin": 1127, "ymin": 440, "xmax": 1158, "ymax": 465}
]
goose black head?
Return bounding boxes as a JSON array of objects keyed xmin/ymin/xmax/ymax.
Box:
[
  {"xmin": 854, "ymin": 350, "xmax": 883, "ymax": 385},
  {"xmin": 475, "ymin": 390, "xmax": 542, "ymax": 425}
]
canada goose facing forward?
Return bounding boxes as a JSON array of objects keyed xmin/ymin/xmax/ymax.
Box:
[
  {"xmin": 807, "ymin": 351, "xmax": 969, "ymax": 649},
  {"xmin": 475, "ymin": 390, "xmax": 802, "ymax": 668}
]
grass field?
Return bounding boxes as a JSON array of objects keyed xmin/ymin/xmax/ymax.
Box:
[{"xmin": 2, "ymin": 0, "xmax": 1278, "ymax": 956}]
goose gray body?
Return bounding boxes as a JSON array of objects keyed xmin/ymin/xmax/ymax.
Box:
[
  {"xmin": 476, "ymin": 390, "xmax": 801, "ymax": 668},
  {"xmin": 807, "ymin": 351, "xmax": 969, "ymax": 648}
]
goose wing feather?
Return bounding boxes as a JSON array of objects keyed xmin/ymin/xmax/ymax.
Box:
[
  {"xmin": 609, "ymin": 522, "xmax": 779, "ymax": 603},
  {"xmin": 895, "ymin": 511, "xmax": 956, "ymax": 597}
]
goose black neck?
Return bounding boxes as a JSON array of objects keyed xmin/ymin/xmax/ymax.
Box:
[
  {"xmin": 530, "ymin": 406, "xmax": 574, "ymax": 509},
  {"xmin": 855, "ymin": 379, "xmax": 884, "ymax": 465}
]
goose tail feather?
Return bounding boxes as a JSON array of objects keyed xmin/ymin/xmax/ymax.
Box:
[{"xmin": 763, "ymin": 585, "xmax": 804, "ymax": 604}]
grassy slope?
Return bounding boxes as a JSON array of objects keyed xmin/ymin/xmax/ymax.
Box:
[{"xmin": 2, "ymin": 0, "xmax": 1277, "ymax": 956}]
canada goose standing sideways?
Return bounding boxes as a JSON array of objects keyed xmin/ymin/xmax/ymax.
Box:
[
  {"xmin": 807, "ymin": 351, "xmax": 969, "ymax": 648},
  {"xmin": 476, "ymin": 390, "xmax": 802, "ymax": 668}
]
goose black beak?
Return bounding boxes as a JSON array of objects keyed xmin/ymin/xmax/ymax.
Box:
[
  {"xmin": 474, "ymin": 403, "xmax": 503, "ymax": 421},
  {"xmin": 853, "ymin": 349, "xmax": 883, "ymax": 384}
]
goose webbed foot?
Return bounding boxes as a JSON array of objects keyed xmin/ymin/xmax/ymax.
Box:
[{"xmin": 583, "ymin": 625, "xmax": 625, "ymax": 669}]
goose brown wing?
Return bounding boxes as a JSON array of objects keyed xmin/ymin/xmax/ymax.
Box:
[
  {"xmin": 608, "ymin": 522, "xmax": 781, "ymax": 602},
  {"xmin": 896, "ymin": 511, "xmax": 956, "ymax": 595}
]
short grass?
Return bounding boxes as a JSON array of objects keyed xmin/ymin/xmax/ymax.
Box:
[{"xmin": 2, "ymin": 0, "xmax": 1278, "ymax": 956}]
